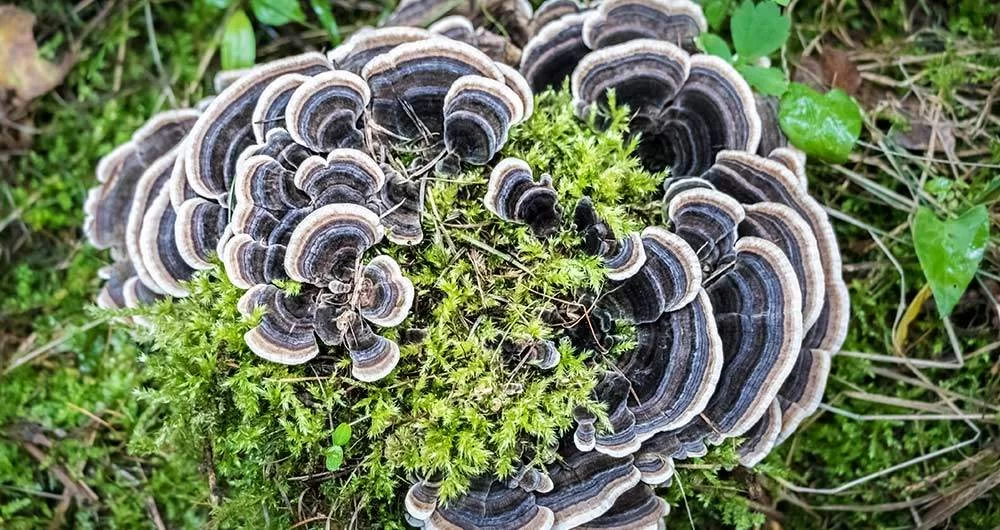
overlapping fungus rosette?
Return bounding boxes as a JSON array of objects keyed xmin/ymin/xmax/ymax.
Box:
[{"xmin": 84, "ymin": 0, "xmax": 848, "ymax": 527}]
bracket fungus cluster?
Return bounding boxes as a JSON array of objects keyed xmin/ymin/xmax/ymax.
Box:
[{"xmin": 85, "ymin": 0, "xmax": 849, "ymax": 527}]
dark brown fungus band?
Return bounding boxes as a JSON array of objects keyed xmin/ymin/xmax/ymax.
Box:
[
  {"xmin": 755, "ymin": 94, "xmax": 788, "ymax": 156},
  {"xmin": 284, "ymin": 70, "xmax": 370, "ymax": 152},
  {"xmin": 619, "ymin": 289, "xmax": 722, "ymax": 441},
  {"xmin": 137, "ymin": 188, "xmax": 196, "ymax": 297},
  {"xmin": 582, "ymin": 0, "xmax": 706, "ymax": 51},
  {"xmin": 535, "ymin": 446, "xmax": 641, "ymax": 529},
  {"xmin": 576, "ymin": 483, "xmax": 668, "ymax": 530},
  {"xmin": 95, "ymin": 262, "xmax": 138, "ymax": 310},
  {"xmin": 293, "ymin": 149, "xmax": 385, "ymax": 208},
  {"xmin": 240, "ymin": 285, "xmax": 320, "ymax": 365},
  {"xmin": 124, "ymin": 149, "xmax": 181, "ymax": 295},
  {"xmin": 604, "ymin": 226, "xmax": 701, "ymax": 324},
  {"xmin": 632, "ymin": 431, "xmax": 679, "ymax": 486},
  {"xmin": 239, "ymin": 127, "xmax": 314, "ymax": 172},
  {"xmin": 85, "ymin": 109, "xmax": 199, "ymax": 250},
  {"xmin": 234, "ymin": 154, "xmax": 309, "ymax": 211},
  {"xmin": 184, "ymin": 53, "xmax": 331, "ymax": 201},
  {"xmin": 570, "ymin": 39, "xmax": 690, "ymax": 123},
  {"xmin": 592, "ymin": 372, "xmax": 640, "ymax": 457},
  {"xmin": 665, "ymin": 188, "xmax": 745, "ymax": 274},
  {"xmin": 284, "ymin": 203, "xmax": 385, "ymax": 286},
  {"xmin": 484, "ymin": 158, "xmax": 561, "ymax": 237},
  {"xmin": 509, "ymin": 467, "xmax": 555, "ymax": 494},
  {"xmin": 319, "ymin": 309, "xmax": 401, "ymax": 382},
  {"xmin": 222, "ymin": 233, "xmax": 286, "ymax": 290},
  {"xmin": 251, "ymin": 73, "xmax": 308, "ymax": 143},
  {"xmin": 573, "ymin": 406, "xmax": 597, "ymax": 452},
  {"xmin": 174, "ymin": 197, "xmax": 229, "ymax": 271},
  {"xmin": 230, "ymin": 203, "xmax": 280, "ymax": 242},
  {"xmin": 362, "ymin": 38, "xmax": 503, "ymax": 141},
  {"xmin": 422, "ymin": 477, "xmax": 554, "ymax": 530},
  {"xmin": 442, "ymin": 75, "xmax": 525, "ymax": 168}
]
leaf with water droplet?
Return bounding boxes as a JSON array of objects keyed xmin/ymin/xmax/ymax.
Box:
[{"xmin": 912, "ymin": 205, "xmax": 989, "ymax": 317}]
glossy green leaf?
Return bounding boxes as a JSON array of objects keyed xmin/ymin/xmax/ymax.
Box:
[
  {"xmin": 737, "ymin": 64, "xmax": 788, "ymax": 96},
  {"xmin": 701, "ymin": 0, "xmax": 731, "ymax": 30},
  {"xmin": 221, "ymin": 9, "xmax": 256, "ymax": 70},
  {"xmin": 779, "ymin": 83, "xmax": 862, "ymax": 162},
  {"xmin": 251, "ymin": 0, "xmax": 306, "ymax": 26},
  {"xmin": 730, "ymin": 0, "xmax": 789, "ymax": 60},
  {"xmin": 912, "ymin": 206, "xmax": 990, "ymax": 317},
  {"xmin": 203, "ymin": 0, "xmax": 234, "ymax": 8},
  {"xmin": 325, "ymin": 445, "xmax": 344, "ymax": 471},
  {"xmin": 310, "ymin": 0, "xmax": 341, "ymax": 45},
  {"xmin": 697, "ymin": 33, "xmax": 733, "ymax": 62},
  {"xmin": 332, "ymin": 422, "xmax": 352, "ymax": 446}
]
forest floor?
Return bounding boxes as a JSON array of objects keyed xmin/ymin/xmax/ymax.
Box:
[{"xmin": 0, "ymin": 0, "xmax": 998, "ymax": 528}]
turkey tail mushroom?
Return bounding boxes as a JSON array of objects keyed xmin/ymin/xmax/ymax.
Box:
[
  {"xmin": 665, "ymin": 187, "xmax": 745, "ymax": 274},
  {"xmin": 241, "ymin": 285, "xmax": 320, "ymax": 365},
  {"xmin": 293, "ymin": 149, "xmax": 386, "ymax": 207},
  {"xmin": 284, "ymin": 70, "xmax": 370, "ymax": 152},
  {"xmin": 484, "ymin": 158, "xmax": 561, "ymax": 237},
  {"xmin": 573, "ymin": 197, "xmax": 646, "ymax": 281},
  {"xmin": 581, "ymin": 0, "xmax": 707, "ymax": 51},
  {"xmin": 357, "ymin": 255, "xmax": 415, "ymax": 328},
  {"xmin": 328, "ymin": 27, "xmax": 433, "ymax": 75},
  {"xmin": 535, "ymin": 446, "xmax": 641, "ymax": 529},
  {"xmin": 283, "ymin": 203, "xmax": 385, "ymax": 286},
  {"xmin": 441, "ymin": 75, "xmax": 525, "ymax": 168},
  {"xmin": 576, "ymin": 483, "xmax": 668, "ymax": 530},
  {"xmin": 520, "ymin": 11, "xmax": 591, "ymax": 92}
]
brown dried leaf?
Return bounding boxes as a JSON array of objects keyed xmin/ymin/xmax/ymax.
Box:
[
  {"xmin": 890, "ymin": 96, "xmax": 957, "ymax": 155},
  {"xmin": 0, "ymin": 5, "xmax": 74, "ymax": 102},
  {"xmin": 792, "ymin": 48, "xmax": 862, "ymax": 96}
]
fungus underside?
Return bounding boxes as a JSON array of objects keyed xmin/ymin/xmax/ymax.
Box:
[{"xmin": 128, "ymin": 88, "xmax": 666, "ymax": 524}]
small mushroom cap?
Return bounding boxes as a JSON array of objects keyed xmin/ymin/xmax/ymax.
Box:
[
  {"xmin": 293, "ymin": 149, "xmax": 386, "ymax": 207},
  {"xmin": 620, "ymin": 289, "xmax": 723, "ymax": 440},
  {"xmin": 570, "ymin": 38, "xmax": 690, "ymax": 122},
  {"xmin": 243, "ymin": 285, "xmax": 320, "ymax": 365},
  {"xmin": 221, "ymin": 233, "xmax": 287, "ymax": 290},
  {"xmin": 425, "ymin": 476, "xmax": 555, "ymax": 530},
  {"xmin": 575, "ymin": 483, "xmax": 668, "ymax": 529},
  {"xmin": 604, "ymin": 226, "xmax": 701, "ymax": 324},
  {"xmin": 137, "ymin": 187, "xmax": 195, "ymax": 297},
  {"xmin": 168, "ymin": 150, "xmax": 198, "ymax": 209},
  {"xmin": 86, "ymin": 109, "xmax": 199, "ymax": 250},
  {"xmin": 341, "ymin": 313, "xmax": 401, "ymax": 382},
  {"xmin": 509, "ymin": 467, "xmax": 555, "ymax": 493},
  {"xmin": 529, "ymin": 0, "xmax": 585, "ymax": 38},
  {"xmin": 383, "ymin": 0, "xmax": 470, "ymax": 28},
  {"xmin": 661, "ymin": 175, "xmax": 713, "ymax": 204},
  {"xmin": 495, "ymin": 62, "xmax": 535, "ymax": 121},
  {"xmin": 284, "ymin": 203, "xmax": 385, "ymax": 285},
  {"xmin": 231, "ymin": 203, "xmax": 281, "ymax": 241},
  {"xmin": 666, "ymin": 187, "xmax": 745, "ymax": 273},
  {"xmin": 443, "ymin": 75, "xmax": 524, "ymax": 166},
  {"xmin": 705, "ymin": 150, "xmax": 848, "ymax": 355},
  {"xmin": 484, "ymin": 158, "xmax": 561, "ymax": 237},
  {"xmin": 213, "ymin": 68, "xmax": 251, "ymax": 93},
  {"xmin": 603, "ymin": 233, "xmax": 647, "ymax": 281},
  {"xmin": 174, "ymin": 197, "xmax": 228, "ymax": 270},
  {"xmin": 285, "ymin": 70, "xmax": 371, "ymax": 152},
  {"xmin": 573, "ymin": 406, "xmax": 597, "ymax": 452},
  {"xmin": 405, "ymin": 479, "xmax": 441, "ymax": 521},
  {"xmin": 522, "ymin": 339, "xmax": 561, "ymax": 370},
  {"xmin": 428, "ymin": 15, "xmax": 475, "ymax": 40},
  {"xmin": 520, "ymin": 11, "xmax": 591, "ymax": 92},
  {"xmin": 581, "ymin": 0, "xmax": 707, "ymax": 51},
  {"xmin": 234, "ymin": 154, "xmax": 309, "ymax": 210},
  {"xmin": 644, "ymin": 55, "xmax": 761, "ymax": 176},
  {"xmin": 328, "ymin": 26, "xmax": 433, "ymax": 74},
  {"xmin": 701, "ymin": 237, "xmax": 803, "ymax": 440},
  {"xmin": 768, "ymin": 146, "xmax": 807, "ymax": 188},
  {"xmin": 185, "ymin": 53, "xmax": 331, "ymax": 201},
  {"xmin": 633, "ymin": 430, "xmax": 680, "ymax": 485},
  {"xmin": 95, "ymin": 262, "xmax": 135, "ymax": 310},
  {"xmin": 251, "ymin": 73, "xmax": 309, "ymax": 143},
  {"xmin": 535, "ymin": 446, "xmax": 641, "ymax": 529},
  {"xmin": 358, "ymin": 254, "xmax": 415, "ymax": 327},
  {"xmin": 736, "ymin": 400, "xmax": 782, "ymax": 467},
  {"xmin": 363, "ymin": 38, "xmax": 503, "ymax": 140}
]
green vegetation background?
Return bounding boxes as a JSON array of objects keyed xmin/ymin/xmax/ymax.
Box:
[{"xmin": 1, "ymin": 0, "xmax": 997, "ymax": 528}]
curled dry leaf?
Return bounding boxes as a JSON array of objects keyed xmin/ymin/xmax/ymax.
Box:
[
  {"xmin": 792, "ymin": 48, "xmax": 861, "ymax": 96},
  {"xmin": 0, "ymin": 5, "xmax": 75, "ymax": 102}
]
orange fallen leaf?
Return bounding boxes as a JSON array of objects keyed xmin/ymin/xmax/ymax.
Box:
[{"xmin": 0, "ymin": 5, "xmax": 74, "ymax": 102}]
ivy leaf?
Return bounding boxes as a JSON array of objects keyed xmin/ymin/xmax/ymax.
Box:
[
  {"xmin": 221, "ymin": 9, "xmax": 256, "ymax": 70},
  {"xmin": 730, "ymin": 0, "xmax": 790, "ymax": 60},
  {"xmin": 779, "ymin": 82, "xmax": 862, "ymax": 162},
  {"xmin": 736, "ymin": 64, "xmax": 788, "ymax": 96},
  {"xmin": 332, "ymin": 422, "xmax": 352, "ymax": 446},
  {"xmin": 912, "ymin": 206, "xmax": 989, "ymax": 317},
  {"xmin": 250, "ymin": 0, "xmax": 306, "ymax": 26},
  {"xmin": 325, "ymin": 445, "xmax": 344, "ymax": 471},
  {"xmin": 696, "ymin": 33, "xmax": 732, "ymax": 62},
  {"xmin": 310, "ymin": 0, "xmax": 341, "ymax": 45},
  {"xmin": 700, "ymin": 0, "xmax": 732, "ymax": 30}
]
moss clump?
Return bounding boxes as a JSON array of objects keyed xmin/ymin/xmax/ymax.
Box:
[{"xmin": 128, "ymin": 87, "xmax": 665, "ymax": 525}]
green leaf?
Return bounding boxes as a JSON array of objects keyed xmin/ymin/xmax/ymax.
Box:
[
  {"xmin": 779, "ymin": 83, "xmax": 863, "ymax": 163},
  {"xmin": 912, "ymin": 206, "xmax": 990, "ymax": 317},
  {"xmin": 221, "ymin": 9, "xmax": 256, "ymax": 70},
  {"xmin": 310, "ymin": 0, "xmax": 341, "ymax": 45},
  {"xmin": 325, "ymin": 445, "xmax": 344, "ymax": 471},
  {"xmin": 250, "ymin": 0, "xmax": 306, "ymax": 26},
  {"xmin": 697, "ymin": 33, "xmax": 733, "ymax": 62},
  {"xmin": 730, "ymin": 0, "xmax": 790, "ymax": 60},
  {"xmin": 332, "ymin": 422, "xmax": 352, "ymax": 446},
  {"xmin": 203, "ymin": 0, "xmax": 234, "ymax": 8},
  {"xmin": 701, "ymin": 0, "xmax": 731, "ymax": 30},
  {"xmin": 736, "ymin": 64, "xmax": 788, "ymax": 96}
]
